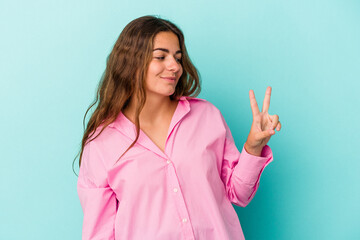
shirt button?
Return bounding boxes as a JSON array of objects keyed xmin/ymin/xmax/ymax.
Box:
[
  {"xmin": 173, "ymin": 188, "xmax": 178, "ymax": 193},
  {"xmin": 166, "ymin": 160, "xmax": 171, "ymax": 164},
  {"xmin": 182, "ymin": 218, "xmax": 187, "ymax": 223}
]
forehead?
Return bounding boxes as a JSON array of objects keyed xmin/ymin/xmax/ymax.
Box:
[{"xmin": 153, "ymin": 31, "xmax": 180, "ymax": 49}]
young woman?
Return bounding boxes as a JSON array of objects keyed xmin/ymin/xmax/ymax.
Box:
[{"xmin": 77, "ymin": 15, "xmax": 281, "ymax": 240}]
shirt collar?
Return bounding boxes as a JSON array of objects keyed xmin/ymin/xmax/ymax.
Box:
[{"xmin": 108, "ymin": 96, "xmax": 192, "ymax": 159}]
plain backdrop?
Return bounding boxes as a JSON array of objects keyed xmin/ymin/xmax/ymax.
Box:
[{"xmin": 1, "ymin": 0, "xmax": 359, "ymax": 239}]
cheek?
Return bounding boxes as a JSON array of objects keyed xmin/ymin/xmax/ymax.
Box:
[
  {"xmin": 175, "ymin": 67, "xmax": 183, "ymax": 85},
  {"xmin": 146, "ymin": 63, "xmax": 160, "ymax": 84},
  {"xmin": 178, "ymin": 66, "xmax": 183, "ymax": 77},
  {"xmin": 148, "ymin": 62, "xmax": 163, "ymax": 76}
]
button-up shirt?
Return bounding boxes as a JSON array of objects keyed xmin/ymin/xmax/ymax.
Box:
[{"xmin": 77, "ymin": 96, "xmax": 273, "ymax": 240}]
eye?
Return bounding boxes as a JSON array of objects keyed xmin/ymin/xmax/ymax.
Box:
[
  {"xmin": 154, "ymin": 56, "xmax": 165, "ymax": 60},
  {"xmin": 154, "ymin": 56, "xmax": 182, "ymax": 63}
]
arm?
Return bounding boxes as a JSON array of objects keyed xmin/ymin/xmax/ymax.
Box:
[
  {"xmin": 77, "ymin": 141, "xmax": 117, "ymax": 240},
  {"xmin": 221, "ymin": 86, "xmax": 281, "ymax": 206},
  {"xmin": 220, "ymin": 118, "xmax": 273, "ymax": 207}
]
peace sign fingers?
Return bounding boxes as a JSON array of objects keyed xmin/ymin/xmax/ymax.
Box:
[
  {"xmin": 262, "ymin": 86, "xmax": 272, "ymax": 113},
  {"xmin": 249, "ymin": 89, "xmax": 260, "ymax": 117},
  {"xmin": 245, "ymin": 86, "xmax": 280, "ymax": 154}
]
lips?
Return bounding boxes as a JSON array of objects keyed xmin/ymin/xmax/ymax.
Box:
[{"xmin": 161, "ymin": 76, "xmax": 176, "ymax": 81}]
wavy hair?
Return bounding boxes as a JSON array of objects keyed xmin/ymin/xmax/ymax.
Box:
[{"xmin": 74, "ymin": 15, "xmax": 201, "ymax": 169}]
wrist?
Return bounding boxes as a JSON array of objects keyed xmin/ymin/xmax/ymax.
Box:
[{"xmin": 244, "ymin": 142, "xmax": 262, "ymax": 157}]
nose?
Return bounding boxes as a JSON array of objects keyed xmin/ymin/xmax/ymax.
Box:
[{"xmin": 166, "ymin": 56, "xmax": 181, "ymax": 73}]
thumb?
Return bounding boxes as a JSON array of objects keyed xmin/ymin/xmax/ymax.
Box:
[{"xmin": 258, "ymin": 129, "xmax": 275, "ymax": 139}]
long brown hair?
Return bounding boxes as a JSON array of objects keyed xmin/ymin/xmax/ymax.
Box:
[{"xmin": 75, "ymin": 15, "xmax": 201, "ymax": 169}]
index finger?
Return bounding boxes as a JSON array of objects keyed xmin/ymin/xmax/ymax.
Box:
[
  {"xmin": 262, "ymin": 86, "xmax": 272, "ymax": 113},
  {"xmin": 249, "ymin": 89, "xmax": 260, "ymax": 116}
]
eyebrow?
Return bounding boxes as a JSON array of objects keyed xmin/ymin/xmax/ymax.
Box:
[{"xmin": 153, "ymin": 48, "xmax": 182, "ymax": 54}]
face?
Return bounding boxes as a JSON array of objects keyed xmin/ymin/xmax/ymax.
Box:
[{"xmin": 145, "ymin": 31, "xmax": 183, "ymax": 98}]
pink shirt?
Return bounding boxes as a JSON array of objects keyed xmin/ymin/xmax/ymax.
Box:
[{"xmin": 77, "ymin": 96, "xmax": 273, "ymax": 240}]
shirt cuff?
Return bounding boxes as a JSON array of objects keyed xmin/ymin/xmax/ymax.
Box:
[{"xmin": 234, "ymin": 144, "xmax": 274, "ymax": 185}]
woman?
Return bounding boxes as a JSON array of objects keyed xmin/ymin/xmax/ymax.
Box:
[{"xmin": 77, "ymin": 15, "xmax": 281, "ymax": 240}]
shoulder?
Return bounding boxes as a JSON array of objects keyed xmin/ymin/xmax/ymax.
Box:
[
  {"xmin": 86, "ymin": 124, "xmax": 122, "ymax": 149},
  {"xmin": 181, "ymin": 96, "xmax": 220, "ymax": 111},
  {"xmin": 180, "ymin": 96, "xmax": 226, "ymax": 130},
  {"xmin": 83, "ymin": 122, "xmax": 132, "ymax": 168},
  {"xmin": 182, "ymin": 96, "xmax": 222, "ymax": 116}
]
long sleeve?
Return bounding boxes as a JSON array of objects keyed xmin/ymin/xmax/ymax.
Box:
[
  {"xmin": 77, "ymin": 141, "xmax": 117, "ymax": 240},
  {"xmin": 220, "ymin": 119, "xmax": 273, "ymax": 207}
]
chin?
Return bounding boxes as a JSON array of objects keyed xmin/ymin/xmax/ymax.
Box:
[
  {"xmin": 160, "ymin": 88, "xmax": 176, "ymax": 96},
  {"xmin": 162, "ymin": 92, "xmax": 175, "ymax": 97},
  {"xmin": 147, "ymin": 85, "xmax": 177, "ymax": 98},
  {"xmin": 147, "ymin": 90, "xmax": 176, "ymax": 98}
]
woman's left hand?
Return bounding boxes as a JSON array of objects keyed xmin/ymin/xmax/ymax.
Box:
[{"xmin": 244, "ymin": 86, "xmax": 281, "ymax": 156}]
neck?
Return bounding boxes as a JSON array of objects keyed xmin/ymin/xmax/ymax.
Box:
[{"xmin": 124, "ymin": 93, "xmax": 178, "ymax": 125}]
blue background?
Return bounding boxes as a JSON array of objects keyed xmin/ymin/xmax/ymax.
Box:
[{"xmin": 1, "ymin": 0, "xmax": 359, "ymax": 239}]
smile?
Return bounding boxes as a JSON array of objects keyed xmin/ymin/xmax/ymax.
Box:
[{"xmin": 160, "ymin": 77, "xmax": 176, "ymax": 81}]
